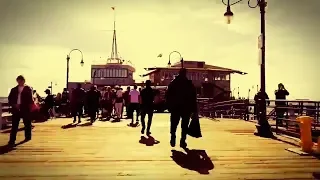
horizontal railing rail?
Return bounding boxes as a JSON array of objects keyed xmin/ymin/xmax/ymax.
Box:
[
  {"xmin": 0, "ymin": 102, "xmax": 12, "ymax": 129},
  {"xmin": 197, "ymin": 98, "xmax": 320, "ymax": 142}
]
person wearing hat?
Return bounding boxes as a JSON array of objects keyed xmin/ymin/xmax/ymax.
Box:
[
  {"xmin": 42, "ymin": 89, "xmax": 54, "ymax": 120},
  {"xmin": 274, "ymin": 83, "xmax": 289, "ymax": 126}
]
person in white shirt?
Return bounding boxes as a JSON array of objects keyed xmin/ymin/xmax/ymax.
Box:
[{"xmin": 129, "ymin": 85, "xmax": 140, "ymax": 126}]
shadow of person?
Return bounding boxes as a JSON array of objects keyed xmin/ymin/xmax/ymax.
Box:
[
  {"xmin": 171, "ymin": 149, "xmax": 214, "ymax": 174},
  {"xmin": 139, "ymin": 136, "xmax": 160, "ymax": 146},
  {"xmin": 0, "ymin": 138, "xmax": 30, "ymax": 155},
  {"xmin": 313, "ymin": 172, "xmax": 320, "ymax": 179},
  {"xmin": 0, "ymin": 144, "xmax": 16, "ymax": 155},
  {"xmin": 61, "ymin": 123, "xmax": 77, "ymax": 129},
  {"xmin": 1, "ymin": 126, "xmax": 35, "ymax": 134},
  {"xmin": 77, "ymin": 122, "xmax": 93, "ymax": 127}
]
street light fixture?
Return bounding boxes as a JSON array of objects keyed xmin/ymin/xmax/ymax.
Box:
[
  {"xmin": 221, "ymin": 0, "xmax": 273, "ymax": 138},
  {"xmin": 66, "ymin": 49, "xmax": 84, "ymax": 89}
]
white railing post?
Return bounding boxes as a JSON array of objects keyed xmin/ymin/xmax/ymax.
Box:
[{"xmin": 0, "ymin": 103, "xmax": 3, "ymax": 130}]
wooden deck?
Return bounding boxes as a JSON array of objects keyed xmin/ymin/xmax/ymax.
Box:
[{"xmin": 0, "ymin": 114, "xmax": 319, "ymax": 180}]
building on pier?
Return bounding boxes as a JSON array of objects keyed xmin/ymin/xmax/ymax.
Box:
[{"xmin": 142, "ymin": 60, "xmax": 247, "ymax": 101}]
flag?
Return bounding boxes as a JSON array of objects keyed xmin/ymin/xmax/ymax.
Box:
[
  {"xmin": 157, "ymin": 53, "xmax": 162, "ymax": 57},
  {"xmin": 111, "ymin": 7, "xmax": 115, "ymax": 10}
]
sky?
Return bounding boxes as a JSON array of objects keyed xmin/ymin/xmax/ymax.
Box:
[{"xmin": 0, "ymin": 0, "xmax": 319, "ymax": 100}]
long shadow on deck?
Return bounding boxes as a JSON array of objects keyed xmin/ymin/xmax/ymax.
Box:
[
  {"xmin": 1, "ymin": 126, "xmax": 35, "ymax": 134},
  {"xmin": 139, "ymin": 136, "xmax": 160, "ymax": 146},
  {"xmin": 0, "ymin": 139, "xmax": 29, "ymax": 155},
  {"xmin": 61, "ymin": 123, "xmax": 78, "ymax": 129},
  {"xmin": 171, "ymin": 149, "xmax": 214, "ymax": 174}
]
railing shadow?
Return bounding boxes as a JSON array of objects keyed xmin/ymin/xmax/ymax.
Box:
[{"xmin": 171, "ymin": 149, "xmax": 214, "ymax": 174}]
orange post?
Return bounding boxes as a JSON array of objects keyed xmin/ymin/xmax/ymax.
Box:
[{"xmin": 297, "ymin": 116, "xmax": 313, "ymax": 152}]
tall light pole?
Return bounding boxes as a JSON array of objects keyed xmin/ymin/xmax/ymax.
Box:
[
  {"xmin": 66, "ymin": 49, "xmax": 84, "ymax": 89},
  {"xmin": 168, "ymin": 51, "xmax": 184, "ymax": 68},
  {"xmin": 48, "ymin": 81, "xmax": 57, "ymax": 94},
  {"xmin": 222, "ymin": 0, "xmax": 273, "ymax": 138}
]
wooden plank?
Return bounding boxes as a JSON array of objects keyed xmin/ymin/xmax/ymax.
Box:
[{"xmin": 0, "ymin": 116, "xmax": 319, "ymax": 180}]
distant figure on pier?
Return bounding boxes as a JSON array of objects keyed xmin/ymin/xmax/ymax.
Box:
[
  {"xmin": 114, "ymin": 86, "xmax": 124, "ymax": 121},
  {"xmin": 86, "ymin": 85, "xmax": 101, "ymax": 123},
  {"xmin": 7, "ymin": 75, "xmax": 33, "ymax": 146},
  {"xmin": 140, "ymin": 80, "xmax": 155, "ymax": 135},
  {"xmin": 254, "ymin": 89, "xmax": 270, "ymax": 121},
  {"xmin": 274, "ymin": 83, "xmax": 289, "ymax": 126},
  {"xmin": 166, "ymin": 68, "xmax": 197, "ymax": 148},
  {"xmin": 101, "ymin": 86, "xmax": 114, "ymax": 120},
  {"xmin": 129, "ymin": 85, "xmax": 140, "ymax": 126},
  {"xmin": 71, "ymin": 83, "xmax": 86, "ymax": 123},
  {"xmin": 123, "ymin": 86, "xmax": 131, "ymax": 118},
  {"xmin": 43, "ymin": 89, "xmax": 54, "ymax": 120}
]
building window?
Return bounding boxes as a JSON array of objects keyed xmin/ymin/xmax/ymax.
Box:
[{"xmin": 226, "ymin": 74, "xmax": 230, "ymax": 81}]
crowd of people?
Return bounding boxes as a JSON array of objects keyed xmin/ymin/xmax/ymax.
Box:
[{"xmin": 6, "ymin": 69, "xmax": 199, "ymax": 149}]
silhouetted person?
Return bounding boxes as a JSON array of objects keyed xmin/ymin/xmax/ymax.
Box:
[
  {"xmin": 7, "ymin": 75, "xmax": 34, "ymax": 146},
  {"xmin": 254, "ymin": 89, "xmax": 269, "ymax": 121},
  {"xmin": 140, "ymin": 80, "xmax": 155, "ymax": 135},
  {"xmin": 129, "ymin": 85, "xmax": 140, "ymax": 126},
  {"xmin": 71, "ymin": 83, "xmax": 86, "ymax": 123},
  {"xmin": 123, "ymin": 86, "xmax": 131, "ymax": 118},
  {"xmin": 86, "ymin": 85, "xmax": 101, "ymax": 123},
  {"xmin": 166, "ymin": 68, "xmax": 197, "ymax": 148},
  {"xmin": 43, "ymin": 89, "xmax": 54, "ymax": 119},
  {"xmin": 275, "ymin": 83, "xmax": 289, "ymax": 126},
  {"xmin": 102, "ymin": 86, "xmax": 114, "ymax": 120}
]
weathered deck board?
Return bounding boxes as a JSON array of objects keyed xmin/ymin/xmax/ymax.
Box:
[{"xmin": 0, "ymin": 114, "xmax": 319, "ymax": 180}]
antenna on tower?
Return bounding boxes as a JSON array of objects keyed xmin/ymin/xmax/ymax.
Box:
[{"xmin": 108, "ymin": 6, "xmax": 121, "ymax": 64}]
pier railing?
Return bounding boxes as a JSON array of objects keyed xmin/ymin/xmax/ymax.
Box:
[
  {"xmin": 0, "ymin": 102, "xmax": 12, "ymax": 129},
  {"xmin": 197, "ymin": 98, "xmax": 320, "ymax": 142}
]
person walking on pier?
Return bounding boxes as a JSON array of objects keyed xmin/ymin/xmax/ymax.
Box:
[
  {"xmin": 86, "ymin": 85, "xmax": 101, "ymax": 123},
  {"xmin": 71, "ymin": 83, "xmax": 86, "ymax": 124},
  {"xmin": 275, "ymin": 83, "xmax": 289, "ymax": 126},
  {"xmin": 129, "ymin": 85, "xmax": 140, "ymax": 126},
  {"xmin": 7, "ymin": 75, "xmax": 34, "ymax": 146},
  {"xmin": 166, "ymin": 68, "xmax": 197, "ymax": 149},
  {"xmin": 114, "ymin": 86, "xmax": 124, "ymax": 121},
  {"xmin": 123, "ymin": 86, "xmax": 131, "ymax": 119},
  {"xmin": 140, "ymin": 80, "xmax": 155, "ymax": 135}
]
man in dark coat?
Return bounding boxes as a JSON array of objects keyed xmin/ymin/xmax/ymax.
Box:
[
  {"xmin": 140, "ymin": 80, "xmax": 155, "ymax": 135},
  {"xmin": 7, "ymin": 75, "xmax": 34, "ymax": 146},
  {"xmin": 86, "ymin": 85, "xmax": 101, "ymax": 123},
  {"xmin": 165, "ymin": 68, "xmax": 197, "ymax": 148},
  {"xmin": 71, "ymin": 83, "xmax": 86, "ymax": 123}
]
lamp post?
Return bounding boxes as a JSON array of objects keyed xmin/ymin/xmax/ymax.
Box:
[
  {"xmin": 48, "ymin": 81, "xmax": 57, "ymax": 94},
  {"xmin": 66, "ymin": 49, "xmax": 84, "ymax": 89},
  {"xmin": 222, "ymin": 0, "xmax": 273, "ymax": 138},
  {"xmin": 168, "ymin": 51, "xmax": 184, "ymax": 68}
]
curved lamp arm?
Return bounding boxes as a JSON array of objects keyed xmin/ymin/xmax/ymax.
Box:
[
  {"xmin": 221, "ymin": 0, "xmax": 260, "ymax": 8},
  {"xmin": 168, "ymin": 51, "xmax": 182, "ymax": 66},
  {"xmin": 67, "ymin": 49, "xmax": 84, "ymax": 66}
]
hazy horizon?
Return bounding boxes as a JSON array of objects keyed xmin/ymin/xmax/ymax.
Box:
[{"xmin": 0, "ymin": 0, "xmax": 319, "ymax": 100}]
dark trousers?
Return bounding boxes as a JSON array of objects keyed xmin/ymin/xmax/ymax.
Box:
[
  {"xmin": 140, "ymin": 107, "xmax": 154, "ymax": 133},
  {"xmin": 170, "ymin": 111, "xmax": 191, "ymax": 142},
  {"xmin": 72, "ymin": 103, "xmax": 83, "ymax": 122},
  {"xmin": 129, "ymin": 103, "xmax": 140, "ymax": 123},
  {"xmin": 9, "ymin": 111, "xmax": 32, "ymax": 143},
  {"xmin": 88, "ymin": 105, "xmax": 98, "ymax": 121}
]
